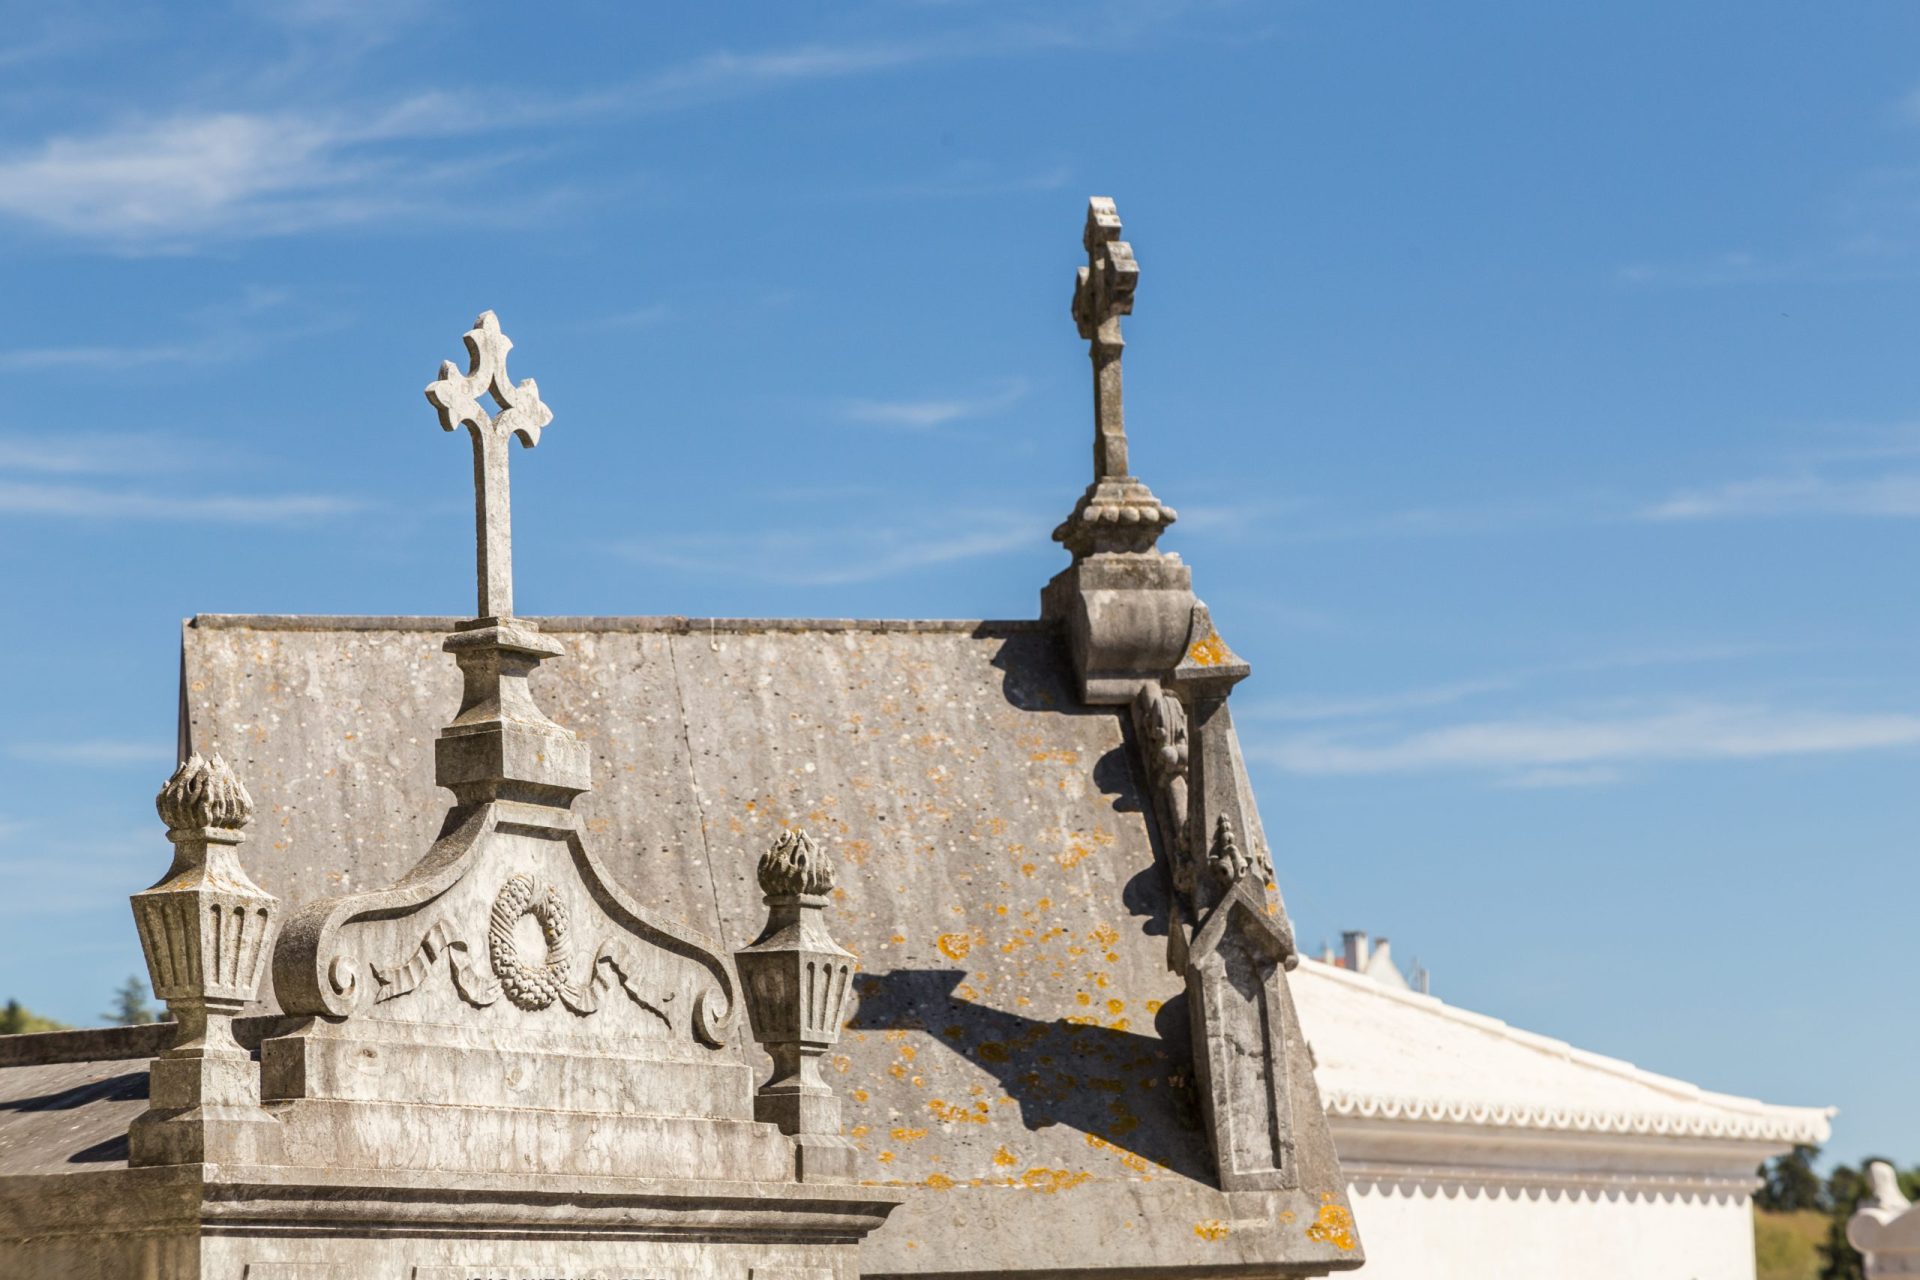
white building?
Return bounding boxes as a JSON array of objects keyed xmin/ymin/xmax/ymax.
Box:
[{"xmin": 1293, "ymin": 956, "xmax": 1832, "ymax": 1280}]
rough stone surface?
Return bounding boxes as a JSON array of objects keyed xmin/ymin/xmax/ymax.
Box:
[{"xmin": 166, "ymin": 613, "xmax": 1358, "ymax": 1276}]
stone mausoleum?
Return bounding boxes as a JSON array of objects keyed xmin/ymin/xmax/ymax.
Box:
[{"xmin": 0, "ymin": 199, "xmax": 1828, "ymax": 1280}]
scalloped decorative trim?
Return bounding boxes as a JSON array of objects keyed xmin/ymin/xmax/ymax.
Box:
[{"xmin": 1322, "ymin": 1089, "xmax": 1832, "ymax": 1144}]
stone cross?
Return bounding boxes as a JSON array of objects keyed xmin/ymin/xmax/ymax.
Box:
[
  {"xmin": 425, "ymin": 311, "xmax": 553, "ymax": 619},
  {"xmin": 1071, "ymin": 196, "xmax": 1140, "ymax": 482}
]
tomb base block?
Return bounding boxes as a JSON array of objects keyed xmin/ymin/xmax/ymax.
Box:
[{"xmin": 0, "ymin": 1164, "xmax": 895, "ymax": 1280}]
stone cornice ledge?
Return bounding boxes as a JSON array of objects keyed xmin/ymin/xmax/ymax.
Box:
[{"xmin": 1322, "ymin": 1090, "xmax": 1832, "ymax": 1145}]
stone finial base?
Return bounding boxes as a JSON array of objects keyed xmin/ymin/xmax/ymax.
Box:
[
  {"xmin": 436, "ymin": 617, "xmax": 591, "ymax": 807},
  {"xmin": 1042, "ymin": 552, "xmax": 1195, "ymax": 705},
  {"xmin": 129, "ymin": 1101, "xmax": 285, "ymax": 1167},
  {"xmin": 791, "ymin": 1134, "xmax": 858, "ymax": 1183}
]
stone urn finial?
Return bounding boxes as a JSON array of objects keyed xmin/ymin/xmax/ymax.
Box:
[
  {"xmin": 734, "ymin": 828, "xmax": 857, "ymax": 1182},
  {"xmin": 130, "ymin": 753, "xmax": 282, "ymax": 1165}
]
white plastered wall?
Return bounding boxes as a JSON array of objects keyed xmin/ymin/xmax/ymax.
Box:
[{"xmin": 1344, "ymin": 1181, "xmax": 1756, "ymax": 1280}]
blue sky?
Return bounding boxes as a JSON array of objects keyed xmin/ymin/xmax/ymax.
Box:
[{"xmin": 0, "ymin": 1, "xmax": 1914, "ymax": 1163}]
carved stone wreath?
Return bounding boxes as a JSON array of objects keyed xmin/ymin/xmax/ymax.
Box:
[{"xmin": 488, "ymin": 873, "xmax": 573, "ymax": 1010}]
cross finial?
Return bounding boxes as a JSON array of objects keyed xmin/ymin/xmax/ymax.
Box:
[
  {"xmin": 1071, "ymin": 197, "xmax": 1139, "ymax": 481},
  {"xmin": 425, "ymin": 311, "xmax": 553, "ymax": 619}
]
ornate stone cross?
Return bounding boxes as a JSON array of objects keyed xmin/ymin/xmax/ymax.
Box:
[
  {"xmin": 425, "ymin": 311, "xmax": 553, "ymax": 619},
  {"xmin": 1071, "ymin": 196, "xmax": 1140, "ymax": 482}
]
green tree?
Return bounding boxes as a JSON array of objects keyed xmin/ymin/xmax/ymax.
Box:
[
  {"xmin": 1759, "ymin": 1144, "xmax": 1828, "ymax": 1213},
  {"xmin": 103, "ymin": 975, "xmax": 158, "ymax": 1026},
  {"xmin": 0, "ymin": 998, "xmax": 69, "ymax": 1034}
]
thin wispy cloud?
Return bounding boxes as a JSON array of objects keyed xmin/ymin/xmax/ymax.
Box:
[
  {"xmin": 1250, "ymin": 677, "xmax": 1519, "ymax": 724},
  {"xmin": 841, "ymin": 379, "xmax": 1030, "ymax": 430},
  {"xmin": 1242, "ymin": 643, "xmax": 1791, "ymax": 725},
  {"xmin": 1259, "ymin": 701, "xmax": 1920, "ymax": 782},
  {"xmin": 597, "ymin": 303, "xmax": 673, "ymax": 328},
  {"xmin": 1498, "ymin": 765, "xmax": 1622, "ymax": 789},
  {"xmin": 617, "ymin": 512, "xmax": 1040, "ymax": 585},
  {"xmin": 0, "ymin": 433, "xmax": 181, "ymax": 474},
  {"xmin": 0, "ymin": 41, "xmax": 948, "ymax": 246},
  {"xmin": 0, "ymin": 88, "xmax": 564, "ymax": 248},
  {"xmin": 0, "ymin": 1, "xmax": 1214, "ymax": 251},
  {"xmin": 1641, "ymin": 471, "xmax": 1920, "ymax": 521},
  {"xmin": 0, "ymin": 481, "xmax": 360, "ymax": 523},
  {"xmin": 0, "ymin": 287, "xmax": 338, "ymax": 373},
  {"xmin": 7, "ymin": 740, "xmax": 172, "ymax": 767},
  {"xmin": 835, "ymin": 163, "xmax": 1074, "ymax": 202},
  {"xmin": 0, "ymin": 334, "xmax": 256, "ymax": 372}
]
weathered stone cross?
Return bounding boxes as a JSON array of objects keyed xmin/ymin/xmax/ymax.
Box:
[
  {"xmin": 1071, "ymin": 196, "xmax": 1140, "ymax": 483},
  {"xmin": 425, "ymin": 311, "xmax": 553, "ymax": 619}
]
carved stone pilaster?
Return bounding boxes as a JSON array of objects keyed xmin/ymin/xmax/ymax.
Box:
[
  {"xmin": 1167, "ymin": 604, "xmax": 1303, "ymax": 1192},
  {"xmin": 734, "ymin": 829, "xmax": 858, "ymax": 1183},
  {"xmin": 129, "ymin": 753, "xmax": 281, "ymax": 1166}
]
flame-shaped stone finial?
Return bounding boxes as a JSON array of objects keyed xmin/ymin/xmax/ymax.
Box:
[
  {"xmin": 156, "ymin": 752, "xmax": 254, "ymax": 834},
  {"xmin": 758, "ymin": 829, "xmax": 835, "ymax": 899}
]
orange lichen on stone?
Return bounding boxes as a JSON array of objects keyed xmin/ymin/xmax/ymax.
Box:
[
  {"xmin": 1187, "ymin": 631, "xmax": 1231, "ymax": 667},
  {"xmin": 1306, "ymin": 1201, "xmax": 1357, "ymax": 1251},
  {"xmin": 1075, "ymin": 992, "xmax": 1092, "ymax": 1007},
  {"xmin": 877, "ymin": 1151, "xmax": 896, "ymax": 1164},
  {"xmin": 927, "ymin": 1098, "xmax": 992, "ymax": 1125},
  {"xmin": 1084, "ymin": 1132, "xmax": 1151, "ymax": 1175},
  {"xmin": 1028, "ymin": 748, "xmax": 1079, "ymax": 765},
  {"xmin": 850, "ymin": 1125, "xmax": 870, "ymax": 1138},
  {"xmin": 977, "ymin": 1041, "xmax": 1010, "ymax": 1063},
  {"xmin": 1105, "ymin": 999, "xmax": 1124, "ymax": 1014},
  {"xmin": 852, "ymin": 1089, "xmax": 870, "ymax": 1103},
  {"xmin": 1193, "ymin": 1220, "xmax": 1230, "ymax": 1242},
  {"xmin": 1090, "ymin": 924, "xmax": 1119, "ymax": 946},
  {"xmin": 935, "ymin": 932, "xmax": 975, "ymax": 961},
  {"xmin": 924, "ymin": 1173, "xmax": 955, "ymax": 1190},
  {"xmin": 1020, "ymin": 1167, "xmax": 1093, "ymax": 1195},
  {"xmin": 1145, "ymin": 999, "xmax": 1163, "ymax": 1014},
  {"xmin": 1019, "ymin": 862, "xmax": 1037, "ymax": 877},
  {"xmin": 993, "ymin": 1145, "xmax": 1018, "ymax": 1167},
  {"xmin": 891, "ymin": 1127, "xmax": 929, "ymax": 1142}
]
